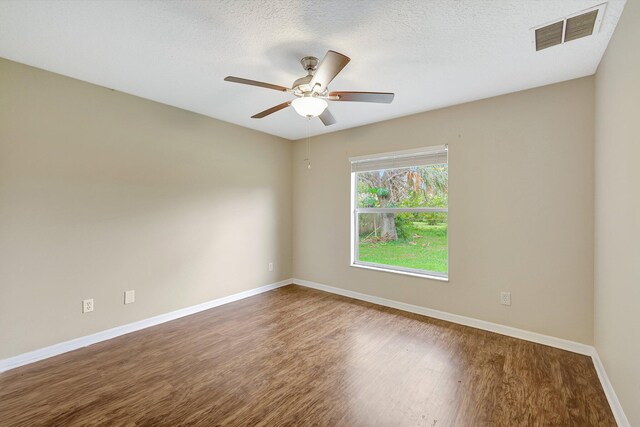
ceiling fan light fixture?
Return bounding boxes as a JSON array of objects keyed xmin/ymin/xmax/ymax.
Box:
[
  {"xmin": 291, "ymin": 96, "xmax": 328, "ymax": 118},
  {"xmin": 225, "ymin": 50, "xmax": 394, "ymax": 125}
]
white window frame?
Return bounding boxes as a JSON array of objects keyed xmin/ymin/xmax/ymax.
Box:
[{"xmin": 349, "ymin": 146, "xmax": 448, "ymax": 281}]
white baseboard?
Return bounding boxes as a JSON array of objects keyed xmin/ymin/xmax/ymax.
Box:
[
  {"xmin": 292, "ymin": 278, "xmax": 629, "ymax": 426},
  {"xmin": 0, "ymin": 279, "xmax": 292, "ymax": 373},
  {"xmin": 591, "ymin": 349, "xmax": 630, "ymax": 427},
  {"xmin": 292, "ymin": 278, "xmax": 593, "ymax": 355}
]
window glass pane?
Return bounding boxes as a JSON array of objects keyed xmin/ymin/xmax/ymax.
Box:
[
  {"xmin": 357, "ymin": 212, "xmax": 448, "ymax": 275},
  {"xmin": 356, "ymin": 164, "xmax": 448, "ymax": 209}
]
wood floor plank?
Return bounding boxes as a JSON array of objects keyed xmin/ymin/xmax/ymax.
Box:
[{"xmin": 0, "ymin": 285, "xmax": 615, "ymax": 426}]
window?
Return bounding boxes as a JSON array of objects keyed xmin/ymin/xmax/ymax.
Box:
[{"xmin": 350, "ymin": 146, "xmax": 448, "ymax": 279}]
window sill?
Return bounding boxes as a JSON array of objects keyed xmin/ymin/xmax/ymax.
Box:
[{"xmin": 350, "ymin": 262, "xmax": 449, "ymax": 282}]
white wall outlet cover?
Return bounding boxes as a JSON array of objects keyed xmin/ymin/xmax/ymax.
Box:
[
  {"xmin": 82, "ymin": 298, "xmax": 94, "ymax": 313},
  {"xmin": 500, "ymin": 292, "xmax": 512, "ymax": 306},
  {"xmin": 124, "ymin": 290, "xmax": 135, "ymax": 304},
  {"xmin": 268, "ymin": 262, "xmax": 274, "ymax": 272}
]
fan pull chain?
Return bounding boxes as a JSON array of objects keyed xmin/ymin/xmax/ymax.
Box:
[{"xmin": 304, "ymin": 117, "xmax": 311, "ymax": 169}]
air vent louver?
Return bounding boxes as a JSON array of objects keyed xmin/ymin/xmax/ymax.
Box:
[
  {"xmin": 565, "ymin": 10, "xmax": 599, "ymax": 42},
  {"xmin": 535, "ymin": 21, "xmax": 564, "ymax": 51}
]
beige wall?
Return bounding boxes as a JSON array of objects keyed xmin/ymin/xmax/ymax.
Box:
[
  {"xmin": 0, "ymin": 58, "xmax": 292, "ymax": 359},
  {"xmin": 293, "ymin": 77, "xmax": 595, "ymax": 344},
  {"xmin": 594, "ymin": 0, "xmax": 640, "ymax": 424}
]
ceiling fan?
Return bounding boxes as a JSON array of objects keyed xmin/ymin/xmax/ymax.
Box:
[{"xmin": 224, "ymin": 50, "xmax": 394, "ymax": 126}]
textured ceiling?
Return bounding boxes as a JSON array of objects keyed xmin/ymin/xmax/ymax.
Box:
[{"xmin": 0, "ymin": 0, "xmax": 626, "ymax": 140}]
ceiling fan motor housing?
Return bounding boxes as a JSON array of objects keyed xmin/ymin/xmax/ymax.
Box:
[
  {"xmin": 292, "ymin": 75, "xmax": 314, "ymax": 94},
  {"xmin": 293, "ymin": 57, "xmax": 324, "ymax": 95}
]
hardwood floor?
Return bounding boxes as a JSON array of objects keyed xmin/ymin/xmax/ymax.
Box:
[{"xmin": 0, "ymin": 285, "xmax": 614, "ymax": 426}]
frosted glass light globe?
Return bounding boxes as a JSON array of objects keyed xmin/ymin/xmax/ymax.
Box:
[{"xmin": 291, "ymin": 96, "xmax": 328, "ymax": 118}]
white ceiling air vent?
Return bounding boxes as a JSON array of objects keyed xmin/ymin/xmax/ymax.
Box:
[{"xmin": 532, "ymin": 3, "xmax": 607, "ymax": 51}]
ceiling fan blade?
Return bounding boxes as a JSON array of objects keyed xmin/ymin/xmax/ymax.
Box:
[
  {"xmin": 318, "ymin": 109, "xmax": 336, "ymax": 126},
  {"xmin": 251, "ymin": 101, "xmax": 291, "ymax": 119},
  {"xmin": 329, "ymin": 91, "xmax": 394, "ymax": 103},
  {"xmin": 224, "ymin": 76, "xmax": 289, "ymax": 92},
  {"xmin": 309, "ymin": 50, "xmax": 351, "ymax": 93}
]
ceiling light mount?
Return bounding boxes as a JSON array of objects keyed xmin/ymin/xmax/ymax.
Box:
[{"xmin": 300, "ymin": 56, "xmax": 319, "ymax": 74}]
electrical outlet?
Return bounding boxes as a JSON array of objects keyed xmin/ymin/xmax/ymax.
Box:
[
  {"xmin": 82, "ymin": 298, "xmax": 94, "ymax": 313},
  {"xmin": 268, "ymin": 262, "xmax": 273, "ymax": 272},
  {"xmin": 500, "ymin": 292, "xmax": 511, "ymax": 306},
  {"xmin": 124, "ymin": 290, "xmax": 135, "ymax": 304}
]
